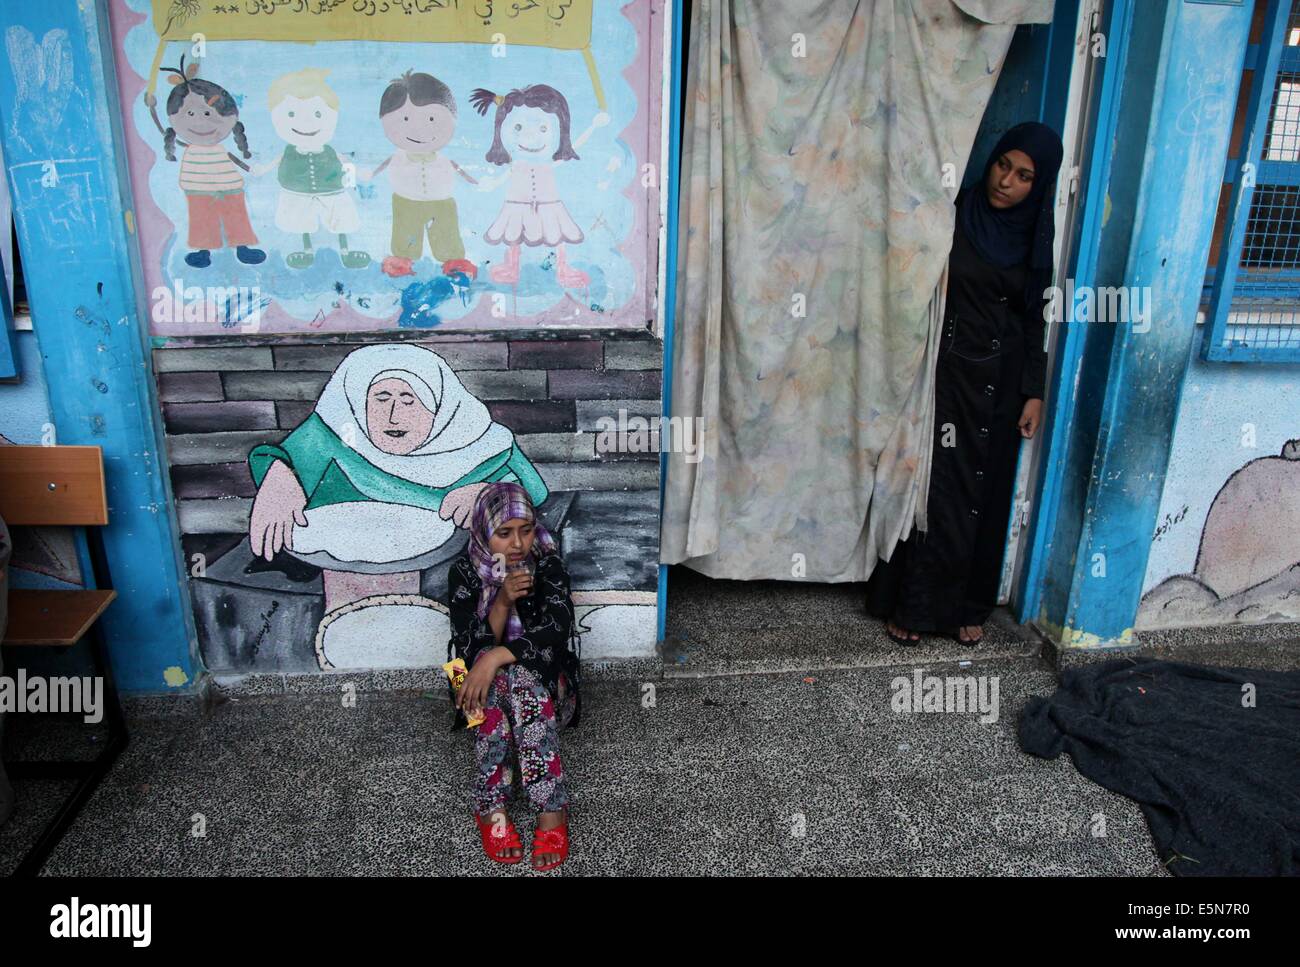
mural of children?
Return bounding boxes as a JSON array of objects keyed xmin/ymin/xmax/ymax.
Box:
[
  {"xmin": 144, "ymin": 57, "xmax": 265, "ymax": 269},
  {"xmin": 246, "ymin": 344, "xmax": 547, "ymax": 669},
  {"xmin": 469, "ymin": 85, "xmax": 609, "ymax": 288},
  {"xmin": 364, "ymin": 71, "xmax": 478, "ymax": 281},
  {"xmin": 253, "ymin": 69, "xmax": 370, "ymax": 270}
]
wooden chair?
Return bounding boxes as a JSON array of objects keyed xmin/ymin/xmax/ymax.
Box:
[{"xmin": 0, "ymin": 445, "xmax": 128, "ymax": 876}]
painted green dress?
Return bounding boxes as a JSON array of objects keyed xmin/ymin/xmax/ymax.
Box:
[{"xmin": 249, "ymin": 412, "xmax": 548, "ymax": 512}]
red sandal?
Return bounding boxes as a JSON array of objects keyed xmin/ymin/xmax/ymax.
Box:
[
  {"xmin": 531, "ymin": 818, "xmax": 570, "ymax": 872},
  {"xmin": 474, "ymin": 811, "xmax": 523, "ymax": 864}
]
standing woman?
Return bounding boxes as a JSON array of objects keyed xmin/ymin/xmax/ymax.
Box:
[{"xmin": 868, "ymin": 122, "xmax": 1063, "ymax": 645}]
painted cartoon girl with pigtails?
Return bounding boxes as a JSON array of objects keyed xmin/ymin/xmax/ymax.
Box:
[
  {"xmin": 469, "ymin": 85, "xmax": 608, "ymax": 288},
  {"xmin": 144, "ymin": 57, "xmax": 265, "ymax": 269}
]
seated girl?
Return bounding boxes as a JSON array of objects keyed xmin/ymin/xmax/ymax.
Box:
[{"xmin": 447, "ymin": 482, "xmax": 581, "ymax": 871}]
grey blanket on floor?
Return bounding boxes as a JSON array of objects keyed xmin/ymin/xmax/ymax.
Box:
[{"xmin": 1019, "ymin": 657, "xmax": 1300, "ymax": 876}]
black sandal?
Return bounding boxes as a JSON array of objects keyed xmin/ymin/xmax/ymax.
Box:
[{"xmin": 885, "ymin": 623, "xmax": 920, "ymax": 646}]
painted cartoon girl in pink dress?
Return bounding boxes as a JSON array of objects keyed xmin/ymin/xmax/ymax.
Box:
[{"xmin": 469, "ymin": 85, "xmax": 608, "ymax": 288}]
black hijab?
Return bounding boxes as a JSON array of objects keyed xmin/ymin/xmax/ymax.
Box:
[{"xmin": 958, "ymin": 122, "xmax": 1064, "ymax": 274}]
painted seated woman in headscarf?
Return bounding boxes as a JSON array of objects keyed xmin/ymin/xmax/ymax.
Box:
[
  {"xmin": 867, "ymin": 122, "xmax": 1063, "ymax": 646},
  {"xmin": 246, "ymin": 344, "xmax": 547, "ymax": 641}
]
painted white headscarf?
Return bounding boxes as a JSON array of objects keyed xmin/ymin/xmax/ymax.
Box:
[{"xmin": 313, "ymin": 344, "xmax": 516, "ymax": 488}]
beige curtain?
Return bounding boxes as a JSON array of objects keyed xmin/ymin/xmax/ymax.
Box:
[{"xmin": 662, "ymin": 0, "xmax": 1053, "ymax": 582}]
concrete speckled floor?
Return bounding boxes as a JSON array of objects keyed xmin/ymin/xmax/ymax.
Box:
[{"xmin": 0, "ymin": 565, "xmax": 1179, "ymax": 876}]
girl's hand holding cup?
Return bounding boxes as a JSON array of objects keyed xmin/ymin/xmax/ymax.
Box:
[{"xmin": 503, "ymin": 560, "xmax": 534, "ymax": 602}]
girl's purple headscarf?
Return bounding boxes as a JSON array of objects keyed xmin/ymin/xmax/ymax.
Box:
[{"xmin": 468, "ymin": 481, "xmax": 558, "ymax": 641}]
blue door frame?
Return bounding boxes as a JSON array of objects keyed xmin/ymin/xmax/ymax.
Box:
[
  {"xmin": 0, "ymin": 0, "xmax": 200, "ymax": 692},
  {"xmin": 656, "ymin": 0, "xmax": 684, "ymax": 644},
  {"xmin": 1019, "ymin": 0, "xmax": 1255, "ymax": 646},
  {"xmin": 1016, "ymin": 0, "xmax": 1137, "ymax": 623}
]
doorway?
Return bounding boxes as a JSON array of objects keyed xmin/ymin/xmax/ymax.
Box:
[{"xmin": 975, "ymin": 0, "xmax": 1108, "ymax": 612}]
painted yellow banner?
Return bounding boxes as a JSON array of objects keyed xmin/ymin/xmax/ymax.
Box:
[
  {"xmin": 146, "ymin": 0, "xmax": 605, "ymax": 106},
  {"xmin": 152, "ymin": 0, "xmax": 594, "ymax": 49}
]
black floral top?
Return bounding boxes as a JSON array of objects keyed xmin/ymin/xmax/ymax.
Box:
[{"xmin": 447, "ymin": 550, "xmax": 581, "ymax": 727}]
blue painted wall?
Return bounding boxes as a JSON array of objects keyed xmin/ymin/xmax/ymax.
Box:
[
  {"xmin": 0, "ymin": 332, "xmax": 54, "ymax": 443},
  {"xmin": 0, "ymin": 0, "xmax": 200, "ymax": 691},
  {"xmin": 1139, "ymin": 339, "xmax": 1300, "ymax": 628},
  {"xmin": 964, "ymin": 0, "xmax": 1080, "ymax": 188},
  {"xmin": 1032, "ymin": 0, "xmax": 1145, "ymax": 631},
  {"xmin": 1035, "ymin": 0, "xmax": 1254, "ymax": 647}
]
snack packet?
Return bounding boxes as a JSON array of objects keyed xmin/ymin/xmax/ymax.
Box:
[{"xmin": 442, "ymin": 657, "xmax": 486, "ymax": 728}]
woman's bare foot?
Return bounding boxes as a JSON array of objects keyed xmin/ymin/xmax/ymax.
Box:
[
  {"xmin": 886, "ymin": 620, "xmax": 921, "ymax": 643},
  {"xmin": 484, "ymin": 809, "xmax": 522, "ymax": 861},
  {"xmin": 957, "ymin": 624, "xmax": 984, "ymax": 643},
  {"xmin": 534, "ymin": 808, "xmax": 566, "ymax": 869}
]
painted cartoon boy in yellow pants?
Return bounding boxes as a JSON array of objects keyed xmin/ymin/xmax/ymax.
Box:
[{"xmin": 366, "ymin": 70, "xmax": 477, "ymax": 280}]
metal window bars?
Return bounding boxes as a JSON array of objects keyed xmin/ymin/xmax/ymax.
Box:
[{"xmin": 1204, "ymin": 0, "xmax": 1300, "ymax": 361}]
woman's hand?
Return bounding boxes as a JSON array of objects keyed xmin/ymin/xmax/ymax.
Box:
[
  {"xmin": 489, "ymin": 569, "xmax": 533, "ymax": 615},
  {"xmin": 439, "ymin": 482, "xmax": 489, "ymax": 528},
  {"xmin": 501, "ymin": 568, "xmax": 534, "ymax": 603},
  {"xmin": 458, "ymin": 648, "xmax": 509, "ymax": 714},
  {"xmin": 249, "ymin": 460, "xmax": 309, "ymax": 561},
  {"xmin": 487, "ymin": 572, "xmax": 531, "ymax": 643},
  {"xmin": 1019, "ymin": 398, "xmax": 1044, "ymax": 439}
]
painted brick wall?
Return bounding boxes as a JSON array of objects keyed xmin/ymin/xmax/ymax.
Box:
[
  {"xmin": 150, "ymin": 330, "xmax": 663, "ymax": 673},
  {"xmin": 153, "ymin": 331, "xmax": 663, "ymax": 539}
]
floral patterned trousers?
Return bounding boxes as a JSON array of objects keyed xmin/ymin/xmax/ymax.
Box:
[{"xmin": 472, "ymin": 664, "xmax": 573, "ymax": 816}]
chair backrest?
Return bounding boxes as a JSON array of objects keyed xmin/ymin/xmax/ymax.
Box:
[{"xmin": 0, "ymin": 445, "xmax": 108, "ymax": 526}]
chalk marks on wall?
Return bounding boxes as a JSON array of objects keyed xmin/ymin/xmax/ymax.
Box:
[
  {"xmin": 3, "ymin": 26, "xmax": 77, "ymax": 156},
  {"xmin": 1138, "ymin": 439, "xmax": 1300, "ymax": 627},
  {"xmin": 3, "ymin": 26, "xmax": 106, "ymax": 255}
]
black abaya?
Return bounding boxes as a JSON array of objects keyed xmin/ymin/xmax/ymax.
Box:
[{"xmin": 867, "ymin": 213, "xmax": 1047, "ymax": 632}]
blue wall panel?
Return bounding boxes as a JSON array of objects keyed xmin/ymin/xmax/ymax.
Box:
[
  {"xmin": 0, "ymin": 0, "xmax": 199, "ymax": 691},
  {"xmin": 1045, "ymin": 0, "xmax": 1254, "ymax": 646}
]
